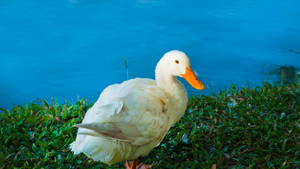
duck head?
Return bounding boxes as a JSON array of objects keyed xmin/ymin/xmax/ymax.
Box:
[{"xmin": 156, "ymin": 50, "xmax": 205, "ymax": 90}]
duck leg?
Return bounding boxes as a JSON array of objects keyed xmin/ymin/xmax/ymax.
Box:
[
  {"xmin": 124, "ymin": 159, "xmax": 152, "ymax": 169},
  {"xmin": 124, "ymin": 159, "xmax": 137, "ymax": 169}
]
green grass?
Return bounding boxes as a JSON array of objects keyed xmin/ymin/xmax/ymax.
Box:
[{"xmin": 0, "ymin": 82, "xmax": 299, "ymax": 169}]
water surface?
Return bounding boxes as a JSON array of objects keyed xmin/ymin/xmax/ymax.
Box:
[{"xmin": 0, "ymin": 0, "xmax": 299, "ymax": 108}]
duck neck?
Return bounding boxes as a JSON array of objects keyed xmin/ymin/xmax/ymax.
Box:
[
  {"xmin": 155, "ymin": 72, "xmax": 180, "ymax": 95},
  {"xmin": 155, "ymin": 66, "xmax": 188, "ymax": 123},
  {"xmin": 155, "ymin": 62, "xmax": 187, "ymax": 97}
]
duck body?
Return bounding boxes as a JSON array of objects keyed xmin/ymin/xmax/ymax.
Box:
[
  {"xmin": 71, "ymin": 77, "xmax": 187, "ymax": 164},
  {"xmin": 70, "ymin": 50, "xmax": 204, "ymax": 166}
]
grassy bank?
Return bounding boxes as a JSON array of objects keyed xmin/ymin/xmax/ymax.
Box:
[{"xmin": 0, "ymin": 82, "xmax": 299, "ymax": 169}]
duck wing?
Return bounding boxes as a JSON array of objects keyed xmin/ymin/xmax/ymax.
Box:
[{"xmin": 75, "ymin": 78, "xmax": 170, "ymax": 146}]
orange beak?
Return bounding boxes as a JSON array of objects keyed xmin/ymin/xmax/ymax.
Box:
[{"xmin": 181, "ymin": 67, "xmax": 205, "ymax": 90}]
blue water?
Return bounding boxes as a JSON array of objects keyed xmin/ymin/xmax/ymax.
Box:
[{"xmin": 1, "ymin": 0, "xmax": 299, "ymax": 109}]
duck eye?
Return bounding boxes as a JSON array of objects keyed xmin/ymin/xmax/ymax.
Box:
[{"xmin": 175, "ymin": 60, "xmax": 179, "ymax": 64}]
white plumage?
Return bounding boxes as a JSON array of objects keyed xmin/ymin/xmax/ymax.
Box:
[{"xmin": 70, "ymin": 50, "xmax": 204, "ymax": 165}]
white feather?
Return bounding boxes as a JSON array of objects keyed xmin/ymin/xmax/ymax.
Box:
[{"xmin": 70, "ymin": 50, "xmax": 196, "ymax": 164}]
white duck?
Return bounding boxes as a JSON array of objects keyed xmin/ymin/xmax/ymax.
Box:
[{"xmin": 70, "ymin": 50, "xmax": 205, "ymax": 169}]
